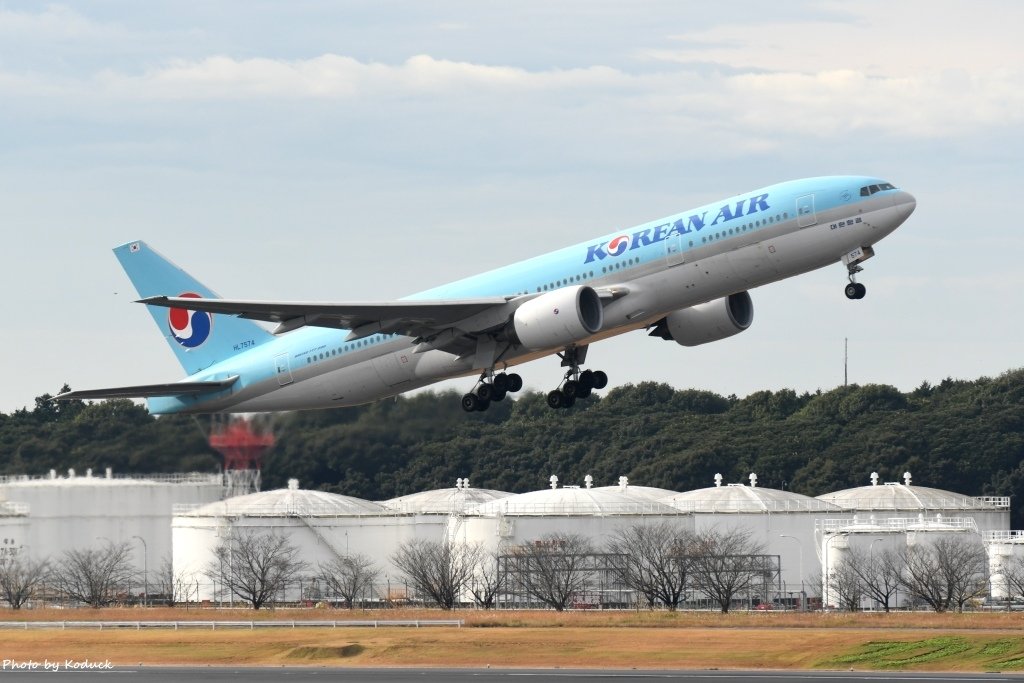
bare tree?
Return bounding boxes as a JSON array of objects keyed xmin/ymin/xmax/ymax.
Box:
[
  {"xmin": 513, "ymin": 533, "xmax": 594, "ymax": 611},
  {"xmin": 53, "ymin": 541, "xmax": 134, "ymax": 607},
  {"xmin": 153, "ymin": 555, "xmax": 199, "ymax": 607},
  {"xmin": 607, "ymin": 522, "xmax": 692, "ymax": 610},
  {"xmin": 207, "ymin": 530, "xmax": 308, "ymax": 610},
  {"xmin": 319, "ymin": 554, "xmax": 380, "ymax": 609},
  {"xmin": 902, "ymin": 535, "xmax": 989, "ymax": 612},
  {"xmin": 467, "ymin": 547, "xmax": 504, "ymax": 609},
  {"xmin": 391, "ymin": 539, "xmax": 477, "ymax": 610},
  {"xmin": 0, "ymin": 554, "xmax": 50, "ymax": 609},
  {"xmin": 846, "ymin": 546, "xmax": 902, "ymax": 612},
  {"xmin": 155, "ymin": 556, "xmax": 175, "ymax": 606},
  {"xmin": 1001, "ymin": 555, "xmax": 1024, "ymax": 602},
  {"xmin": 827, "ymin": 559, "xmax": 865, "ymax": 611},
  {"xmin": 689, "ymin": 527, "xmax": 766, "ymax": 613}
]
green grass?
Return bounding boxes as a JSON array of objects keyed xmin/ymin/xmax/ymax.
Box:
[{"xmin": 826, "ymin": 636, "xmax": 1024, "ymax": 670}]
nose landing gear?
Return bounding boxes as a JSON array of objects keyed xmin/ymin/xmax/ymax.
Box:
[
  {"xmin": 844, "ymin": 279, "xmax": 866, "ymax": 300},
  {"xmin": 842, "ymin": 246, "xmax": 872, "ymax": 300}
]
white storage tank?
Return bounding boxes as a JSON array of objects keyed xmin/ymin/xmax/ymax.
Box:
[
  {"xmin": 984, "ymin": 531, "xmax": 1024, "ymax": 601},
  {"xmin": 0, "ymin": 500, "xmax": 30, "ymax": 562},
  {"xmin": 459, "ymin": 474, "xmax": 692, "ymax": 555},
  {"xmin": 594, "ymin": 476, "xmax": 680, "ymax": 502},
  {"xmin": 816, "ymin": 471, "xmax": 1009, "ymax": 534},
  {"xmin": 819, "ymin": 514, "xmax": 981, "ymax": 609},
  {"xmin": 660, "ymin": 473, "xmax": 843, "ymax": 601},
  {"xmin": 379, "ymin": 478, "xmax": 511, "ymax": 515},
  {"xmin": 172, "ymin": 479, "xmax": 445, "ymax": 602},
  {"xmin": 0, "ymin": 469, "xmax": 223, "ymax": 576}
]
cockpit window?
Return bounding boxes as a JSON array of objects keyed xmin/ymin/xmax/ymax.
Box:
[{"xmin": 859, "ymin": 182, "xmax": 897, "ymax": 197}]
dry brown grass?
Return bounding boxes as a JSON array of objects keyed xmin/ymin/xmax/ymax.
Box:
[
  {"xmin": 2, "ymin": 626, "xmax": 1022, "ymax": 671},
  {"xmin": 3, "ymin": 608, "xmax": 1023, "ymax": 671}
]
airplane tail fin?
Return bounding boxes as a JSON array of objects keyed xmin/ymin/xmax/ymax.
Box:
[{"xmin": 114, "ymin": 241, "xmax": 274, "ymax": 375}]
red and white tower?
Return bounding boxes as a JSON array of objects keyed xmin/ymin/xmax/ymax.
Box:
[{"xmin": 209, "ymin": 418, "xmax": 275, "ymax": 498}]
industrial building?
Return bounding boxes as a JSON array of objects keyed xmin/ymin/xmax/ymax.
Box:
[
  {"xmin": 0, "ymin": 460, "xmax": 1018, "ymax": 609},
  {"xmin": 0, "ymin": 468, "xmax": 223, "ymax": 581}
]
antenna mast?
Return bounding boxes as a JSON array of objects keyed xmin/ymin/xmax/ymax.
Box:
[{"xmin": 844, "ymin": 337, "xmax": 848, "ymax": 387}]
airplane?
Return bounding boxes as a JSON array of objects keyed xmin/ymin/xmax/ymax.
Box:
[{"xmin": 56, "ymin": 176, "xmax": 916, "ymax": 414}]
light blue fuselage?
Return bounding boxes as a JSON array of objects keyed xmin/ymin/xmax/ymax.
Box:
[{"xmin": 149, "ymin": 176, "xmax": 916, "ymax": 414}]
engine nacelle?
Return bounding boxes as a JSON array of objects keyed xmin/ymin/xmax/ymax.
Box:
[
  {"xmin": 656, "ymin": 292, "xmax": 754, "ymax": 347},
  {"xmin": 513, "ymin": 286, "xmax": 604, "ymax": 350}
]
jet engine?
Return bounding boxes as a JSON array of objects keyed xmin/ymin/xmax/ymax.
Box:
[
  {"xmin": 513, "ymin": 285, "xmax": 604, "ymax": 350},
  {"xmin": 650, "ymin": 292, "xmax": 753, "ymax": 347}
]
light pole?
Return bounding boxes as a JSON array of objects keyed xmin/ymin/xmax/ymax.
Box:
[
  {"xmin": 132, "ymin": 535, "xmax": 148, "ymax": 607},
  {"xmin": 779, "ymin": 534, "xmax": 805, "ymax": 611},
  {"xmin": 868, "ymin": 537, "xmax": 885, "ymax": 611}
]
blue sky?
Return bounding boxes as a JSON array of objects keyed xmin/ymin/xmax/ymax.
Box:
[{"xmin": 2, "ymin": 1, "xmax": 1022, "ymax": 413}]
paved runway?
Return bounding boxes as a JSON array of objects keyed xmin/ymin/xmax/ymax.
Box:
[{"xmin": 0, "ymin": 668, "xmax": 1020, "ymax": 682}]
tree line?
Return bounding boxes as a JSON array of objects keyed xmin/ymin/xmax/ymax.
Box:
[{"xmin": 3, "ymin": 369, "xmax": 1023, "ymax": 524}]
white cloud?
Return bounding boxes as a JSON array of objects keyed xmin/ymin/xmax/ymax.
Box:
[
  {"xmin": 0, "ymin": 4, "xmax": 110, "ymax": 39},
  {"xmin": 649, "ymin": 2, "xmax": 1024, "ymax": 76},
  {"xmin": 93, "ymin": 54, "xmax": 629, "ymax": 100},
  {"xmin": 2, "ymin": 47, "xmax": 1017, "ymax": 142}
]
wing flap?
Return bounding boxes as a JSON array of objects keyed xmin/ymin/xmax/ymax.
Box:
[{"xmin": 54, "ymin": 376, "xmax": 239, "ymax": 401}]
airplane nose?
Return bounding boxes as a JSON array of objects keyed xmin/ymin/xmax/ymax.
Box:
[{"xmin": 892, "ymin": 190, "xmax": 916, "ymax": 216}]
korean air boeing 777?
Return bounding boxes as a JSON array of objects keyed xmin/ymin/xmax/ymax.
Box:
[{"xmin": 58, "ymin": 176, "xmax": 915, "ymax": 414}]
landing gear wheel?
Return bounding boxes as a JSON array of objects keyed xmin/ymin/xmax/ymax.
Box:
[
  {"xmin": 476, "ymin": 398, "xmax": 490, "ymax": 411},
  {"xmin": 845, "ymin": 283, "xmax": 859, "ymax": 300},
  {"xmin": 461, "ymin": 393, "xmax": 480, "ymax": 412},
  {"xmin": 506, "ymin": 373, "xmax": 523, "ymax": 393},
  {"xmin": 854, "ymin": 283, "xmax": 866, "ymax": 299},
  {"xmin": 476, "ymin": 384, "xmax": 494, "ymax": 402},
  {"xmin": 492, "ymin": 373, "xmax": 509, "ymax": 393},
  {"xmin": 548, "ymin": 345, "xmax": 607, "ymax": 409},
  {"xmin": 491, "ymin": 388, "xmax": 507, "ymax": 402}
]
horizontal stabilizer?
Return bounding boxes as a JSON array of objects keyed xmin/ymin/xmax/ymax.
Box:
[{"xmin": 54, "ymin": 376, "xmax": 239, "ymax": 401}]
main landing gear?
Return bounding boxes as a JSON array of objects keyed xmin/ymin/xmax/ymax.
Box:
[
  {"xmin": 545, "ymin": 346, "xmax": 608, "ymax": 410},
  {"xmin": 461, "ymin": 371, "xmax": 524, "ymax": 412}
]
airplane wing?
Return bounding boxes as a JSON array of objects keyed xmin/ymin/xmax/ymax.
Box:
[
  {"xmin": 54, "ymin": 376, "xmax": 239, "ymax": 401},
  {"xmin": 137, "ymin": 295, "xmax": 519, "ymax": 341}
]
